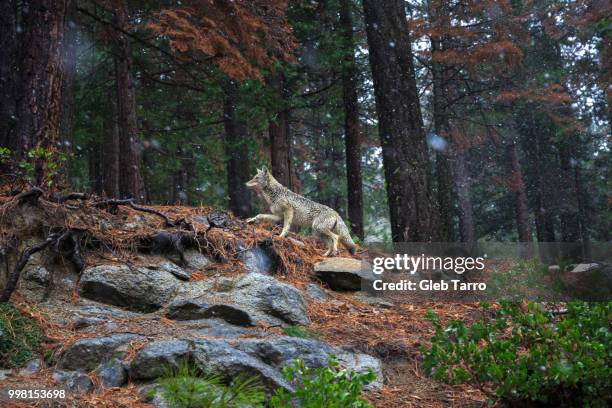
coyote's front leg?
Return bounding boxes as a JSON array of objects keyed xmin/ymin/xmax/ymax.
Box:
[
  {"xmin": 279, "ymin": 206, "xmax": 294, "ymax": 238},
  {"xmin": 246, "ymin": 214, "xmax": 282, "ymax": 225}
]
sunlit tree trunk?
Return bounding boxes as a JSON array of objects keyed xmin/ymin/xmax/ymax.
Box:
[
  {"xmin": 339, "ymin": 0, "xmax": 364, "ymax": 240},
  {"xmin": 362, "ymin": 0, "xmax": 438, "ymax": 242}
]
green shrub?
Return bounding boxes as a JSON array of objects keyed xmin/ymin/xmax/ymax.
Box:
[
  {"xmin": 0, "ymin": 303, "xmax": 43, "ymax": 368},
  {"xmin": 422, "ymin": 301, "xmax": 612, "ymax": 407},
  {"xmin": 152, "ymin": 362, "xmax": 265, "ymax": 408},
  {"xmin": 282, "ymin": 325, "xmax": 319, "ymax": 339},
  {"xmin": 270, "ymin": 356, "xmax": 375, "ymax": 408}
]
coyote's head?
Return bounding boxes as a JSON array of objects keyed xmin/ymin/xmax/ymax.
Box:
[{"xmin": 245, "ymin": 166, "xmax": 273, "ymax": 190}]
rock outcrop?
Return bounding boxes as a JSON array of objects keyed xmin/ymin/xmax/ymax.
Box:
[
  {"xmin": 78, "ymin": 265, "xmax": 180, "ymax": 312},
  {"xmin": 314, "ymin": 257, "xmax": 374, "ymax": 291},
  {"xmin": 169, "ymin": 273, "xmax": 309, "ymax": 326}
]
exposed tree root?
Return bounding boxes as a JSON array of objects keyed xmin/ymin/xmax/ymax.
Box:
[{"xmin": 0, "ymin": 233, "xmax": 60, "ymax": 302}]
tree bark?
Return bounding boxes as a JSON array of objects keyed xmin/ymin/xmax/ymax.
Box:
[
  {"xmin": 224, "ymin": 83, "xmax": 251, "ymax": 218},
  {"xmin": 268, "ymin": 72, "xmax": 292, "ymax": 189},
  {"xmin": 89, "ymin": 142, "xmax": 103, "ymax": 195},
  {"xmin": 506, "ymin": 141, "xmax": 533, "ymax": 257},
  {"xmin": 558, "ymin": 143, "xmax": 581, "ymax": 243},
  {"xmin": 58, "ymin": 0, "xmax": 78, "ymax": 180},
  {"xmin": 112, "ymin": 0, "xmax": 145, "ymax": 201},
  {"xmin": 339, "ymin": 0, "xmax": 364, "ymax": 240},
  {"xmin": 362, "ymin": 0, "xmax": 437, "ymax": 242},
  {"xmin": 453, "ymin": 151, "xmax": 476, "ymax": 245},
  {"xmin": 0, "ymin": 0, "xmax": 17, "ymax": 152},
  {"xmin": 102, "ymin": 89, "xmax": 120, "ymax": 198},
  {"xmin": 429, "ymin": 5, "xmax": 454, "ymax": 243},
  {"xmin": 14, "ymin": 0, "xmax": 73, "ymax": 163}
]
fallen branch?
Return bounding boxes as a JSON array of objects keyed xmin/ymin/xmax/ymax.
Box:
[
  {"xmin": 14, "ymin": 187, "xmax": 44, "ymax": 206},
  {"xmin": 0, "ymin": 233, "xmax": 60, "ymax": 302},
  {"xmin": 49, "ymin": 192, "xmax": 88, "ymax": 204},
  {"xmin": 94, "ymin": 198, "xmax": 176, "ymax": 227}
]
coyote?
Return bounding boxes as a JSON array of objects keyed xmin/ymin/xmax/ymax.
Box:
[{"xmin": 245, "ymin": 167, "xmax": 357, "ymax": 257}]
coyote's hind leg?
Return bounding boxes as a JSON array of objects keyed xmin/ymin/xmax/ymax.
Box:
[{"xmin": 312, "ymin": 215, "xmax": 339, "ymax": 257}]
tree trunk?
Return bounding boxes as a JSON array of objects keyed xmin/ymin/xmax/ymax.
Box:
[
  {"xmin": 506, "ymin": 142, "xmax": 533, "ymax": 257},
  {"xmin": 339, "ymin": 0, "xmax": 364, "ymax": 240},
  {"xmin": 453, "ymin": 151, "xmax": 476, "ymax": 245},
  {"xmin": 112, "ymin": 0, "xmax": 145, "ymax": 201},
  {"xmin": 224, "ymin": 83, "xmax": 251, "ymax": 218},
  {"xmin": 14, "ymin": 0, "xmax": 73, "ymax": 166},
  {"xmin": 429, "ymin": 1, "xmax": 455, "ymax": 243},
  {"xmin": 102, "ymin": 89, "xmax": 120, "ymax": 198},
  {"xmin": 558, "ymin": 143, "xmax": 581, "ymax": 243},
  {"xmin": 58, "ymin": 1, "xmax": 78, "ymax": 180},
  {"xmin": 268, "ymin": 72, "xmax": 292, "ymax": 189},
  {"xmin": 0, "ymin": 0, "xmax": 17, "ymax": 152},
  {"xmin": 89, "ymin": 143, "xmax": 103, "ymax": 195},
  {"xmin": 362, "ymin": 0, "xmax": 437, "ymax": 242}
]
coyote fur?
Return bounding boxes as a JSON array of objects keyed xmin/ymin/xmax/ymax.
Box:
[{"xmin": 245, "ymin": 167, "xmax": 357, "ymax": 257}]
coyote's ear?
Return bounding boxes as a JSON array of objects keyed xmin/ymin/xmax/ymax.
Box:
[{"xmin": 261, "ymin": 165, "xmax": 269, "ymax": 174}]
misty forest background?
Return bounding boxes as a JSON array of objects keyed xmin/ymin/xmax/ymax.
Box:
[{"xmin": 0, "ymin": 0, "xmax": 609, "ymax": 245}]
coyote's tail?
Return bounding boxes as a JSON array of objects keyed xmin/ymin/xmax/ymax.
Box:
[{"xmin": 335, "ymin": 217, "xmax": 358, "ymax": 255}]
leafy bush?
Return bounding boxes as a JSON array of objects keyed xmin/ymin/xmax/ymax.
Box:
[
  {"xmin": 270, "ymin": 356, "xmax": 375, "ymax": 408},
  {"xmin": 0, "ymin": 304, "xmax": 43, "ymax": 368},
  {"xmin": 152, "ymin": 362, "xmax": 264, "ymax": 408},
  {"xmin": 282, "ymin": 325, "xmax": 319, "ymax": 339},
  {"xmin": 18, "ymin": 147, "xmax": 67, "ymax": 187},
  {"xmin": 422, "ymin": 301, "xmax": 611, "ymax": 407}
]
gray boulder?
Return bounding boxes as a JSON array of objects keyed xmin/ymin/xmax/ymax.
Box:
[
  {"xmin": 18, "ymin": 358, "xmax": 44, "ymax": 376},
  {"xmin": 192, "ymin": 339, "xmax": 293, "ymax": 393},
  {"xmin": 237, "ymin": 337, "xmax": 335, "ymax": 369},
  {"xmin": 19, "ymin": 262, "xmax": 50, "ymax": 302},
  {"xmin": 78, "ymin": 265, "xmax": 180, "ymax": 312},
  {"xmin": 237, "ymin": 337, "xmax": 383, "ymax": 389},
  {"xmin": 129, "ymin": 340, "xmax": 191, "ymax": 381},
  {"xmin": 561, "ymin": 263, "xmax": 612, "ymax": 300},
  {"xmin": 52, "ymin": 370, "xmax": 94, "ymax": 394},
  {"xmin": 239, "ymin": 242, "xmax": 279, "ymax": 275},
  {"xmin": 337, "ymin": 352, "xmax": 384, "ymax": 389},
  {"xmin": 98, "ymin": 360, "xmax": 128, "ymax": 388},
  {"xmin": 305, "ymin": 283, "xmax": 327, "ymax": 302},
  {"xmin": 314, "ymin": 258, "xmax": 374, "ymax": 291},
  {"xmin": 183, "ymin": 250, "xmax": 211, "ymax": 270},
  {"xmin": 185, "ymin": 318, "xmax": 257, "ymax": 338},
  {"xmin": 171, "ymin": 273, "xmax": 308, "ymax": 326},
  {"xmin": 157, "ymin": 261, "xmax": 191, "ymax": 281},
  {"xmin": 165, "ymin": 299, "xmax": 254, "ymax": 326},
  {"xmin": 59, "ymin": 333, "xmax": 141, "ymax": 371}
]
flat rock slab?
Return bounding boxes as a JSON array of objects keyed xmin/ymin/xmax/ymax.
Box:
[
  {"xmin": 59, "ymin": 333, "xmax": 142, "ymax": 371},
  {"xmin": 78, "ymin": 265, "xmax": 180, "ymax": 312},
  {"xmin": 169, "ymin": 273, "xmax": 309, "ymax": 326},
  {"xmin": 314, "ymin": 258, "xmax": 374, "ymax": 291},
  {"xmin": 165, "ymin": 299, "xmax": 254, "ymax": 326},
  {"xmin": 192, "ymin": 339, "xmax": 293, "ymax": 393},
  {"xmin": 129, "ymin": 340, "xmax": 191, "ymax": 380}
]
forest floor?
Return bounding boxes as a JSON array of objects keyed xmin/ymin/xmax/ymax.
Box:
[{"xmin": 0, "ymin": 190, "xmax": 489, "ymax": 407}]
